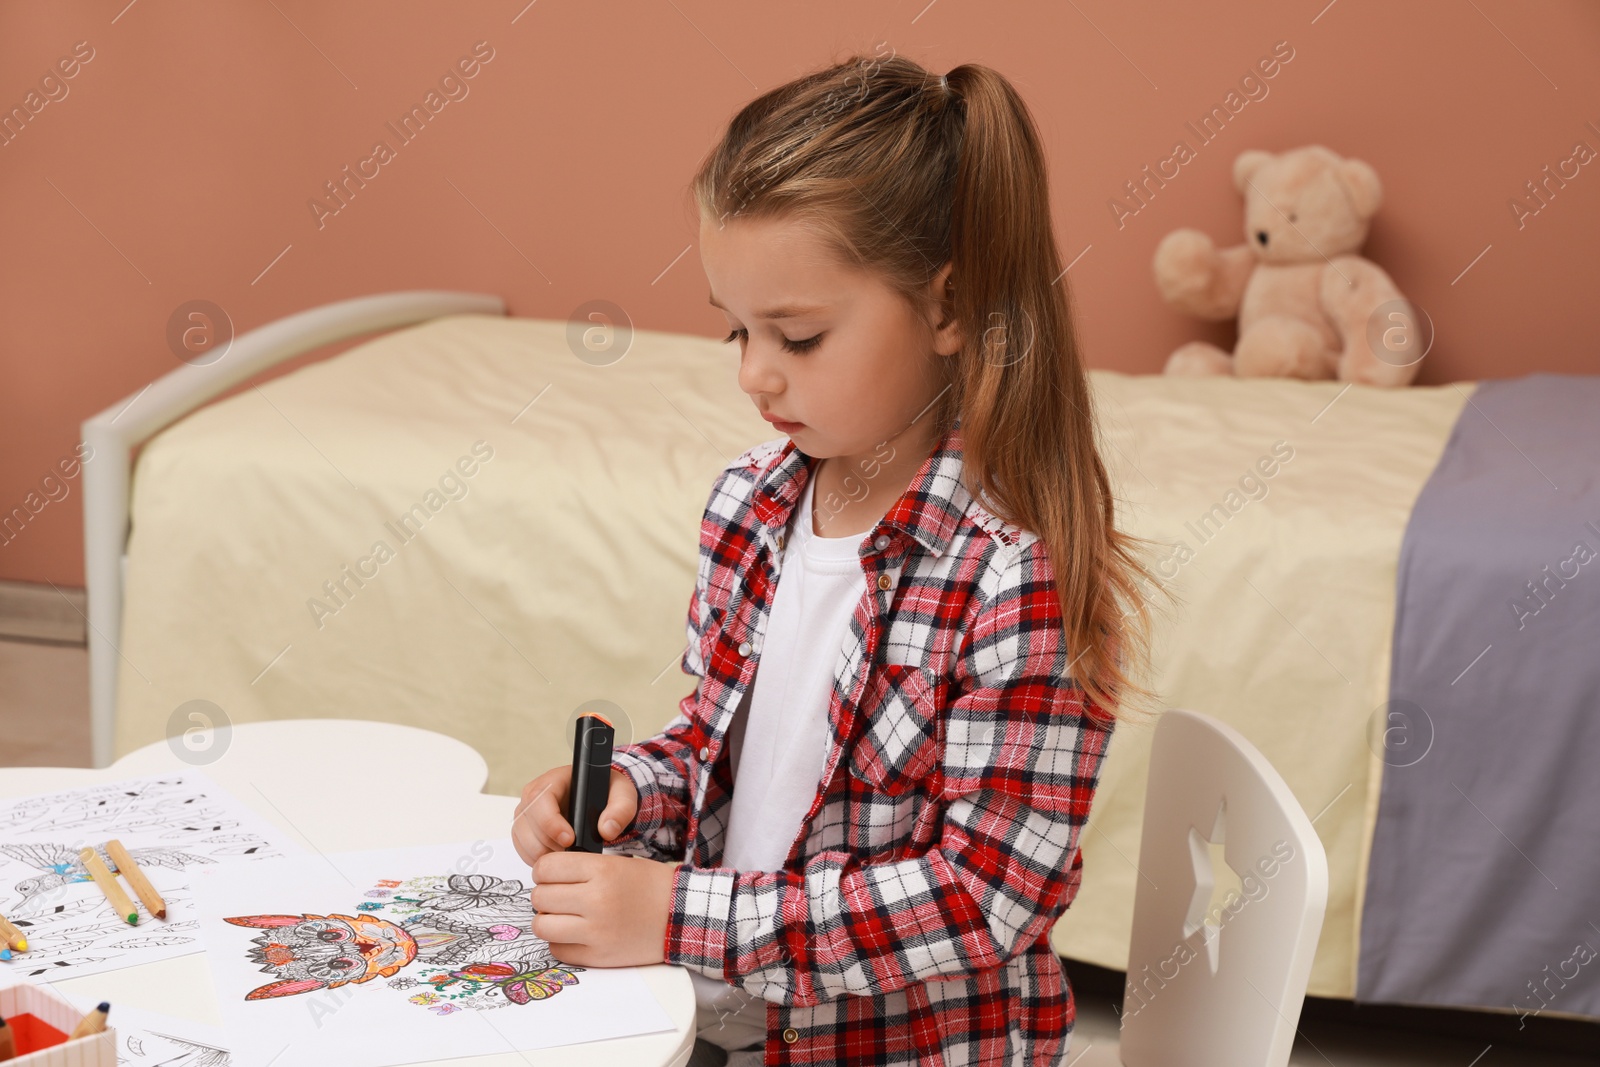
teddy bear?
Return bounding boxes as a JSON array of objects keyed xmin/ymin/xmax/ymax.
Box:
[{"xmin": 1154, "ymin": 144, "xmax": 1423, "ymax": 387}]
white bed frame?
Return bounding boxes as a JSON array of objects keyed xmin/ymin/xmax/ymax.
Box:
[{"xmin": 79, "ymin": 290, "xmax": 507, "ymax": 767}]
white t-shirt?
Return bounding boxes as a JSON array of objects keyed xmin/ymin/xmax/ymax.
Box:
[{"xmin": 692, "ymin": 468, "xmax": 868, "ymax": 1050}]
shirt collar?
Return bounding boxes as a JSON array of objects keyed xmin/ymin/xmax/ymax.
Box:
[{"xmin": 749, "ymin": 417, "xmax": 972, "ymax": 559}]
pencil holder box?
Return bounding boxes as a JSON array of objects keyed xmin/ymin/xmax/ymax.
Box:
[{"xmin": 0, "ymin": 982, "xmax": 116, "ymax": 1066}]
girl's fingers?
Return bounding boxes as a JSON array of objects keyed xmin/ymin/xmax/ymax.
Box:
[
  {"xmin": 528, "ymin": 879, "xmax": 586, "ymax": 917},
  {"xmin": 515, "ymin": 809, "xmax": 566, "ymax": 870},
  {"xmin": 529, "ymin": 772, "xmax": 575, "ymax": 848},
  {"xmin": 511, "ymin": 809, "xmax": 552, "ymax": 867},
  {"xmin": 531, "ymin": 850, "xmax": 594, "ymax": 885},
  {"xmin": 512, "ymin": 769, "xmax": 574, "ymax": 863},
  {"xmin": 598, "ymin": 770, "xmax": 638, "ymax": 841},
  {"xmin": 538, "ymin": 808, "xmax": 575, "ymax": 849},
  {"xmin": 530, "ymin": 912, "xmax": 585, "ymax": 946},
  {"xmin": 545, "ymin": 942, "xmax": 590, "ymax": 967}
]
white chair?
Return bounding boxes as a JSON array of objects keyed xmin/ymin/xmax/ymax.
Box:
[{"xmin": 1076, "ymin": 708, "xmax": 1329, "ymax": 1067}]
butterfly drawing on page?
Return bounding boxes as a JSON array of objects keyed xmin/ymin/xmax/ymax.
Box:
[
  {"xmin": 425, "ymin": 961, "xmax": 581, "ymax": 1004},
  {"xmin": 223, "ymin": 873, "xmax": 583, "ymax": 1011}
]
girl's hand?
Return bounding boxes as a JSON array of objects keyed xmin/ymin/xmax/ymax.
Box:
[
  {"xmin": 511, "ymin": 764, "xmax": 639, "ymax": 867},
  {"xmin": 530, "ymin": 852, "xmax": 680, "ymax": 967}
]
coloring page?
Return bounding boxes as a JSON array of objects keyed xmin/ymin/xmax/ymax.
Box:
[
  {"xmin": 0, "ymin": 773, "xmax": 298, "ymax": 981},
  {"xmin": 194, "ymin": 839, "xmax": 675, "ymax": 1067}
]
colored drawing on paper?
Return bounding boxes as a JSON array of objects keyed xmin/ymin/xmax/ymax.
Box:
[
  {"xmin": 224, "ymin": 913, "xmax": 417, "ymax": 1000},
  {"xmin": 196, "ymin": 840, "xmax": 677, "ymax": 1066},
  {"xmin": 224, "ymin": 873, "xmax": 583, "ymax": 1013}
]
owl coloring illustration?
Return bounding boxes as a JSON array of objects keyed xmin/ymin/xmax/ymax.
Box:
[{"xmin": 224, "ymin": 913, "xmax": 417, "ymax": 1000}]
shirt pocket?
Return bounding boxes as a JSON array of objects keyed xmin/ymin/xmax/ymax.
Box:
[{"xmin": 848, "ymin": 663, "xmax": 944, "ymax": 796}]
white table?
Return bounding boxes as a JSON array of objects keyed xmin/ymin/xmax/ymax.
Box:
[{"xmin": 1, "ymin": 719, "xmax": 695, "ymax": 1066}]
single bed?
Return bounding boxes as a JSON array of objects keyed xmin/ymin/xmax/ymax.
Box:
[{"xmin": 87, "ymin": 294, "xmax": 1599, "ymax": 1019}]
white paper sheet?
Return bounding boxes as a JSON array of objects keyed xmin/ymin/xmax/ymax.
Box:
[
  {"xmin": 193, "ymin": 838, "xmax": 676, "ymax": 1067},
  {"xmin": 0, "ymin": 773, "xmax": 298, "ymax": 982}
]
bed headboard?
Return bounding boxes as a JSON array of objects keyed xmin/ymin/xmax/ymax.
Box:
[{"xmin": 79, "ymin": 290, "xmax": 507, "ymax": 767}]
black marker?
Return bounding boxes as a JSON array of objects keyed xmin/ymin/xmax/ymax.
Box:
[{"xmin": 566, "ymin": 712, "xmax": 615, "ymax": 853}]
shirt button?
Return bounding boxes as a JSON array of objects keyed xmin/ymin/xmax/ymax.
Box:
[
  {"xmin": 776, "ymin": 532, "xmax": 785, "ymax": 550},
  {"xmin": 698, "ymin": 746, "xmax": 710, "ymax": 761},
  {"xmin": 874, "ymin": 534, "xmax": 891, "ymax": 551},
  {"xmin": 877, "ymin": 572, "xmax": 893, "ymax": 591},
  {"xmin": 738, "ymin": 640, "xmax": 752, "ymax": 656},
  {"xmin": 781, "ymin": 1027, "xmax": 799, "ymax": 1043}
]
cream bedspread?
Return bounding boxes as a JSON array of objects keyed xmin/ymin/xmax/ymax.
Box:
[
  {"xmin": 116, "ymin": 313, "xmax": 1469, "ymax": 999},
  {"xmin": 117, "ymin": 314, "xmax": 771, "ymax": 792},
  {"xmin": 1052, "ymin": 371, "xmax": 1468, "ymax": 998}
]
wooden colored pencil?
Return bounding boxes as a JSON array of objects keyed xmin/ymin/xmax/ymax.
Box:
[
  {"xmin": 0, "ymin": 914, "xmax": 25, "ymax": 952},
  {"xmin": 105, "ymin": 839, "xmax": 167, "ymax": 920},
  {"xmin": 78, "ymin": 848, "xmax": 138, "ymax": 926},
  {"xmin": 69, "ymin": 1001, "xmax": 110, "ymax": 1038},
  {"xmin": 0, "ymin": 1014, "xmax": 15, "ymax": 1060}
]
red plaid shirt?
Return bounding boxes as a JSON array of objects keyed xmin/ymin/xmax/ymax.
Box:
[{"xmin": 609, "ymin": 418, "xmax": 1113, "ymax": 1065}]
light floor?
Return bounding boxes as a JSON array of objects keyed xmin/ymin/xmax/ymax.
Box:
[
  {"xmin": 1, "ymin": 637, "xmax": 1595, "ymax": 1063},
  {"xmin": 0, "ymin": 636, "xmax": 92, "ymax": 767}
]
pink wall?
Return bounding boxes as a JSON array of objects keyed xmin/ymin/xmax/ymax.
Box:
[{"xmin": 3, "ymin": 1, "xmax": 1597, "ymax": 586}]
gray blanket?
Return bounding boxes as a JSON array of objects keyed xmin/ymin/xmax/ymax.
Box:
[{"xmin": 1358, "ymin": 373, "xmax": 1600, "ymax": 1022}]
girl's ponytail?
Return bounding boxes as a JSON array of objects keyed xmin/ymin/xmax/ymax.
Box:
[{"xmin": 938, "ymin": 64, "xmax": 1162, "ymax": 721}]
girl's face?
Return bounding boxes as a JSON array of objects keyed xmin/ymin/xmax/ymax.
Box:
[{"xmin": 699, "ymin": 212, "xmax": 958, "ymax": 462}]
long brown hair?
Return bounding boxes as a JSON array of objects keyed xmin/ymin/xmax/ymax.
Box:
[{"xmin": 690, "ymin": 51, "xmax": 1167, "ymax": 723}]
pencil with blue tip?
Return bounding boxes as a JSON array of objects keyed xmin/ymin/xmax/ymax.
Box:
[
  {"xmin": 70, "ymin": 1001, "xmax": 111, "ymax": 1038},
  {"xmin": 79, "ymin": 847, "xmax": 138, "ymax": 926},
  {"xmin": 0, "ymin": 913, "xmax": 25, "ymax": 953}
]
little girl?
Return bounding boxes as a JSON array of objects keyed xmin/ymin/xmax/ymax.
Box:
[{"xmin": 512, "ymin": 52, "xmax": 1156, "ymax": 1066}]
